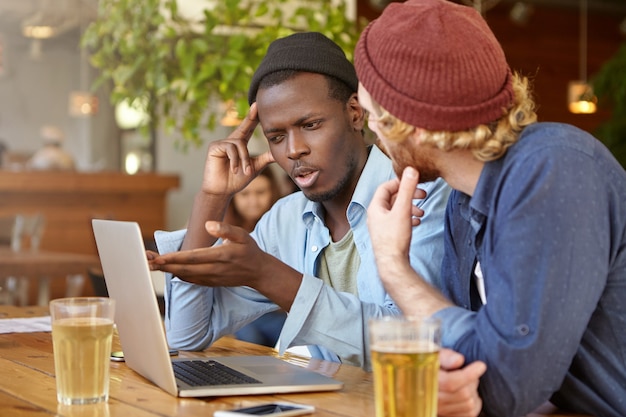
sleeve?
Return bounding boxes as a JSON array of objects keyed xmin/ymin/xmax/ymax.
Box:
[
  {"xmin": 411, "ymin": 177, "xmax": 451, "ymax": 289},
  {"xmin": 433, "ymin": 150, "xmax": 610, "ymax": 417},
  {"xmin": 277, "ymin": 274, "xmax": 402, "ymax": 369},
  {"xmin": 154, "ymin": 229, "xmax": 279, "ymax": 351}
]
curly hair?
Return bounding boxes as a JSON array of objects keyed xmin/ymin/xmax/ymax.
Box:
[{"xmin": 372, "ymin": 72, "xmax": 538, "ymax": 161}]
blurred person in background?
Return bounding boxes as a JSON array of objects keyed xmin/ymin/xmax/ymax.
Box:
[
  {"xmin": 224, "ymin": 167, "xmax": 288, "ymax": 347},
  {"xmin": 28, "ymin": 125, "xmax": 75, "ymax": 171}
]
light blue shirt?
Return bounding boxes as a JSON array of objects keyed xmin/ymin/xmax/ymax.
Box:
[{"xmin": 156, "ymin": 145, "xmax": 451, "ymax": 369}]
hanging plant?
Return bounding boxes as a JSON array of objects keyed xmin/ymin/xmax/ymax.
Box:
[
  {"xmin": 591, "ymin": 41, "xmax": 626, "ymax": 168},
  {"xmin": 81, "ymin": 0, "xmax": 365, "ymax": 151}
]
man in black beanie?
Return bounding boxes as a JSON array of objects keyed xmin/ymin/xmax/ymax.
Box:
[{"xmin": 150, "ymin": 32, "xmax": 484, "ymax": 416}]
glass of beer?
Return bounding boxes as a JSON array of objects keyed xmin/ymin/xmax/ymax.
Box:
[
  {"xmin": 369, "ymin": 316, "xmax": 441, "ymax": 417},
  {"xmin": 50, "ymin": 297, "xmax": 115, "ymax": 405}
]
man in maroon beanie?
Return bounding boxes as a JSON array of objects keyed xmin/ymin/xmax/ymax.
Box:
[{"xmin": 355, "ymin": 0, "xmax": 626, "ymax": 416}]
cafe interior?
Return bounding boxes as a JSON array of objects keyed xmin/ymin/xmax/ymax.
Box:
[
  {"xmin": 0, "ymin": 0, "xmax": 623, "ymax": 304},
  {"xmin": 0, "ymin": 0, "xmax": 624, "ymax": 415},
  {"xmin": 0, "ymin": 0, "xmax": 626, "ymax": 305}
]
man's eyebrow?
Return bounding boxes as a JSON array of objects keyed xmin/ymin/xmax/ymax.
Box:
[
  {"xmin": 294, "ymin": 112, "xmax": 323, "ymax": 126},
  {"xmin": 263, "ymin": 112, "xmax": 324, "ymax": 135},
  {"xmin": 263, "ymin": 126, "xmax": 283, "ymax": 135}
]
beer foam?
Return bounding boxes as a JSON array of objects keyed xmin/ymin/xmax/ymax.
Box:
[{"xmin": 371, "ymin": 340, "xmax": 439, "ymax": 354}]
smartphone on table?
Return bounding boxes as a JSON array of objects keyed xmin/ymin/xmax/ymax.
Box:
[{"xmin": 213, "ymin": 402, "xmax": 315, "ymax": 417}]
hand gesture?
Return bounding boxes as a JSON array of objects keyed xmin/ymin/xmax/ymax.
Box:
[
  {"xmin": 202, "ymin": 103, "xmax": 275, "ymax": 196},
  {"xmin": 149, "ymin": 221, "xmax": 266, "ymax": 286},
  {"xmin": 367, "ymin": 166, "xmax": 426, "ymax": 265},
  {"xmin": 148, "ymin": 221, "xmax": 302, "ymax": 310}
]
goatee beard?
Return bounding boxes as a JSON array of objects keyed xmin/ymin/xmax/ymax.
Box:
[{"xmin": 390, "ymin": 152, "xmax": 439, "ymax": 184}]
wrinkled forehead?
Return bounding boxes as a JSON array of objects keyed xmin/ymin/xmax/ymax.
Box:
[{"xmin": 255, "ymin": 73, "xmax": 338, "ymax": 130}]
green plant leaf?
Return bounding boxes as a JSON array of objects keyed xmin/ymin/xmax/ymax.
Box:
[
  {"xmin": 82, "ymin": 0, "xmax": 365, "ymax": 148},
  {"xmin": 591, "ymin": 42, "xmax": 626, "ymax": 168}
]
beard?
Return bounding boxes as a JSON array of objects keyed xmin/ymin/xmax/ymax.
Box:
[
  {"xmin": 302, "ymin": 151, "xmax": 359, "ymax": 203},
  {"xmin": 387, "ymin": 142, "xmax": 440, "ymax": 184}
]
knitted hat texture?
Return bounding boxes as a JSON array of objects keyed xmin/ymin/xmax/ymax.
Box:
[
  {"xmin": 248, "ymin": 32, "xmax": 358, "ymax": 105},
  {"xmin": 354, "ymin": 0, "xmax": 514, "ymax": 131}
]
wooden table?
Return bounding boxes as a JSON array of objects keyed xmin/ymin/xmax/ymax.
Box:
[
  {"xmin": 0, "ymin": 248, "xmax": 100, "ymax": 305},
  {"xmin": 0, "ymin": 306, "xmax": 590, "ymax": 417}
]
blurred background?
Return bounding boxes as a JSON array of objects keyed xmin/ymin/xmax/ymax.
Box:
[{"xmin": 0, "ymin": 0, "xmax": 624, "ymax": 231}]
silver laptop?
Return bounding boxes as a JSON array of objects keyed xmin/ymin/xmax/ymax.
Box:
[{"xmin": 91, "ymin": 219, "xmax": 343, "ymax": 397}]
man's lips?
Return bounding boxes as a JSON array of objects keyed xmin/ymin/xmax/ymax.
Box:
[{"xmin": 292, "ymin": 167, "xmax": 320, "ymax": 189}]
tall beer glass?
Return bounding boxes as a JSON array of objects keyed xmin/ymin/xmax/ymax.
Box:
[
  {"xmin": 50, "ymin": 297, "xmax": 115, "ymax": 405},
  {"xmin": 369, "ymin": 316, "xmax": 441, "ymax": 417}
]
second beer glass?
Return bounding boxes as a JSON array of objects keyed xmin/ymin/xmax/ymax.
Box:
[{"xmin": 369, "ymin": 316, "xmax": 441, "ymax": 417}]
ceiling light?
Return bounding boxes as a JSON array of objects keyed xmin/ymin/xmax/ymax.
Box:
[
  {"xmin": 68, "ymin": 91, "xmax": 99, "ymax": 117},
  {"xmin": 22, "ymin": 25, "xmax": 56, "ymax": 39},
  {"xmin": 21, "ymin": 0, "xmax": 80, "ymax": 40},
  {"xmin": 509, "ymin": 2, "xmax": 534, "ymax": 26},
  {"xmin": 568, "ymin": 81, "xmax": 597, "ymax": 114},
  {"xmin": 568, "ymin": 0, "xmax": 596, "ymax": 114}
]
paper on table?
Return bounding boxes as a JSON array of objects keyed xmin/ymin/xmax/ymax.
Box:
[{"xmin": 0, "ymin": 316, "xmax": 51, "ymax": 334}]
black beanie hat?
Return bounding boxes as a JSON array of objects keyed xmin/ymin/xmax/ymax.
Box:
[{"xmin": 248, "ymin": 32, "xmax": 358, "ymax": 105}]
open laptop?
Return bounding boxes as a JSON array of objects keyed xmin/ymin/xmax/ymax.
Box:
[{"xmin": 91, "ymin": 219, "xmax": 343, "ymax": 397}]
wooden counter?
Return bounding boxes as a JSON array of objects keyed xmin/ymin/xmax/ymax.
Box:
[
  {"xmin": 0, "ymin": 170, "xmax": 179, "ymax": 255},
  {"xmin": 0, "ymin": 171, "xmax": 179, "ymax": 301}
]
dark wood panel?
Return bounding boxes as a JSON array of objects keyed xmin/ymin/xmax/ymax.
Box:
[{"xmin": 356, "ymin": 0, "xmax": 624, "ymax": 137}]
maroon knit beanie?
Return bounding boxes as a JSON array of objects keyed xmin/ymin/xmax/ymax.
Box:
[{"xmin": 354, "ymin": 0, "xmax": 514, "ymax": 132}]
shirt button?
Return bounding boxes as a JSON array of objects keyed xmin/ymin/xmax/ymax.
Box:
[
  {"xmin": 311, "ymin": 245, "xmax": 318, "ymax": 252},
  {"xmin": 516, "ymin": 324, "xmax": 530, "ymax": 336}
]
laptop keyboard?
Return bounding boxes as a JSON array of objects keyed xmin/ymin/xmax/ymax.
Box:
[{"xmin": 173, "ymin": 360, "xmax": 261, "ymax": 387}]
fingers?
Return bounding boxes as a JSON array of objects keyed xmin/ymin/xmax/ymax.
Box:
[
  {"xmin": 437, "ymin": 360, "xmax": 487, "ymax": 417},
  {"xmin": 439, "ymin": 348, "xmax": 465, "ymax": 370},
  {"xmin": 437, "ymin": 392, "xmax": 483, "ymax": 417},
  {"xmin": 225, "ymin": 103, "xmax": 260, "ymax": 175},
  {"xmin": 251, "ymin": 150, "xmax": 275, "ymax": 175},
  {"xmin": 229, "ymin": 103, "xmax": 259, "ymax": 142},
  {"xmin": 370, "ymin": 178, "xmax": 401, "ymax": 212},
  {"xmin": 439, "ymin": 360, "xmax": 487, "ymax": 393},
  {"xmin": 222, "ymin": 104, "xmax": 277, "ymax": 178},
  {"xmin": 395, "ymin": 166, "xmax": 420, "ymax": 210},
  {"xmin": 370, "ymin": 167, "xmax": 423, "ymax": 215},
  {"xmin": 204, "ymin": 221, "xmax": 250, "ymax": 244},
  {"xmin": 146, "ymin": 223, "xmax": 260, "ymax": 287},
  {"xmin": 147, "ymin": 243, "xmax": 234, "ymax": 282},
  {"xmin": 145, "ymin": 250, "xmax": 160, "ymax": 260}
]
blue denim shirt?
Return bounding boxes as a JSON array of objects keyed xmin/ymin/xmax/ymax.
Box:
[
  {"xmin": 156, "ymin": 145, "xmax": 451, "ymax": 369},
  {"xmin": 435, "ymin": 123, "xmax": 626, "ymax": 417}
]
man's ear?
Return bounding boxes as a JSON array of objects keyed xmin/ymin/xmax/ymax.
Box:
[{"xmin": 347, "ymin": 93, "xmax": 366, "ymax": 131}]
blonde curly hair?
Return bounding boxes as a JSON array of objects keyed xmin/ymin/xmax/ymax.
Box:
[{"xmin": 371, "ymin": 72, "xmax": 538, "ymax": 162}]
